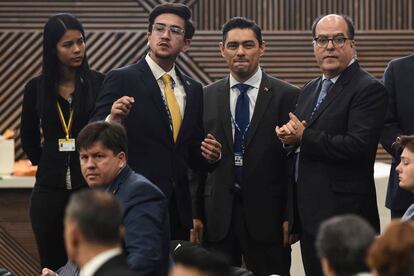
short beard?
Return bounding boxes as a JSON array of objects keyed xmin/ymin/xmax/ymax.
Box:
[{"xmin": 154, "ymin": 51, "xmax": 172, "ymax": 60}]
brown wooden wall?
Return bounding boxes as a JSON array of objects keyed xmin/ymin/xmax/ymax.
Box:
[
  {"xmin": 193, "ymin": 0, "xmax": 414, "ymax": 30},
  {"xmin": 0, "ymin": 0, "xmax": 413, "ymax": 271},
  {"xmin": 1, "ymin": 0, "xmax": 413, "ymax": 162}
]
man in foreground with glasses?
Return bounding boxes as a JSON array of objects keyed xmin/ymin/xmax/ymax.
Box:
[
  {"xmin": 276, "ymin": 14, "xmax": 388, "ymax": 276},
  {"xmin": 91, "ymin": 3, "xmax": 221, "ymax": 241}
]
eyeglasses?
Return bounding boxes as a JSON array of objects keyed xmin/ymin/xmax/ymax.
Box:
[
  {"xmin": 152, "ymin": 23, "xmax": 185, "ymax": 36},
  {"xmin": 313, "ymin": 36, "xmax": 352, "ymax": 48}
]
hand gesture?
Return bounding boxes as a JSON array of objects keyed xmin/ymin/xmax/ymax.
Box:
[
  {"xmin": 108, "ymin": 96, "xmax": 135, "ymax": 123},
  {"xmin": 275, "ymin": 112, "xmax": 306, "ymax": 145},
  {"xmin": 201, "ymin": 133, "xmax": 222, "ymax": 162},
  {"xmin": 190, "ymin": 219, "xmax": 204, "ymax": 245}
]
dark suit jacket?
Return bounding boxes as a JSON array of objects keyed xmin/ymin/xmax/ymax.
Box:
[
  {"xmin": 21, "ymin": 71, "xmax": 104, "ymax": 190},
  {"xmin": 108, "ymin": 166, "xmax": 170, "ymax": 276},
  {"xmin": 380, "ymin": 55, "xmax": 414, "ymax": 212},
  {"xmin": 291, "ymin": 61, "xmax": 387, "ymax": 235},
  {"xmin": 93, "ymin": 254, "xmax": 133, "ymax": 276},
  {"xmin": 91, "ymin": 58, "xmax": 211, "ymax": 229},
  {"xmin": 198, "ymin": 72, "xmax": 299, "ymax": 243}
]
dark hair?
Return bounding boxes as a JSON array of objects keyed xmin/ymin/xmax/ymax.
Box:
[
  {"xmin": 38, "ymin": 13, "xmax": 95, "ymax": 118},
  {"xmin": 77, "ymin": 121, "xmax": 128, "ymax": 157},
  {"xmin": 65, "ymin": 189, "xmax": 123, "ymax": 245},
  {"xmin": 148, "ymin": 3, "xmax": 195, "ymax": 40},
  {"xmin": 173, "ymin": 245, "xmax": 230, "ymax": 276},
  {"xmin": 311, "ymin": 14, "xmax": 355, "ymax": 39},
  {"xmin": 368, "ymin": 220, "xmax": 414, "ymax": 276},
  {"xmin": 316, "ymin": 214, "xmax": 376, "ymax": 276},
  {"xmin": 393, "ymin": 135, "xmax": 414, "ymax": 156},
  {"xmin": 222, "ymin": 17, "xmax": 263, "ymax": 46}
]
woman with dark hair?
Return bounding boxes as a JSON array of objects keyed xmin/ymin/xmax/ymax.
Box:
[
  {"xmin": 20, "ymin": 13, "xmax": 104, "ymax": 270},
  {"xmin": 394, "ymin": 135, "xmax": 414, "ymax": 220}
]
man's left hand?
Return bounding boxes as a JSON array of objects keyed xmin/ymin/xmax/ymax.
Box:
[
  {"xmin": 276, "ymin": 112, "xmax": 306, "ymax": 145},
  {"xmin": 190, "ymin": 219, "xmax": 204, "ymax": 245},
  {"xmin": 282, "ymin": 221, "xmax": 300, "ymax": 246},
  {"xmin": 201, "ymin": 133, "xmax": 222, "ymax": 162}
]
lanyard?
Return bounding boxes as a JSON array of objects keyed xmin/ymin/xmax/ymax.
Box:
[
  {"xmin": 57, "ymin": 101, "xmax": 73, "ymax": 140},
  {"xmin": 159, "ymin": 77, "xmax": 177, "ymax": 132},
  {"xmin": 160, "ymin": 91, "xmax": 174, "ymax": 131},
  {"xmin": 231, "ymin": 115, "xmax": 250, "ymax": 154}
]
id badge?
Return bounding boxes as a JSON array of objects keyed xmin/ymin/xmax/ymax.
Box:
[
  {"xmin": 234, "ymin": 152, "xmax": 243, "ymax": 167},
  {"xmin": 58, "ymin": 138, "xmax": 76, "ymax": 152}
]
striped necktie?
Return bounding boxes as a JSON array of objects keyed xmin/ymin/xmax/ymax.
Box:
[{"xmin": 311, "ymin": 79, "xmax": 333, "ymax": 117}]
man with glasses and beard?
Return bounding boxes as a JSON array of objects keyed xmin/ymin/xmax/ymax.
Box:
[{"xmin": 91, "ymin": 3, "xmax": 222, "ymax": 241}]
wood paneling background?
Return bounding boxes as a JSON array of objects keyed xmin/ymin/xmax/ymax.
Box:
[
  {"xmin": 0, "ymin": 0, "xmax": 413, "ymax": 272},
  {"xmin": 1, "ymin": 0, "xmax": 412, "ymax": 162},
  {"xmin": 193, "ymin": 0, "xmax": 414, "ymax": 30}
]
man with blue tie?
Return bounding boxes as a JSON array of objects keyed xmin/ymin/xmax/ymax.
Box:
[
  {"xmin": 276, "ymin": 14, "xmax": 388, "ymax": 276},
  {"xmin": 90, "ymin": 3, "xmax": 221, "ymax": 241},
  {"xmin": 194, "ymin": 17, "xmax": 299, "ymax": 275}
]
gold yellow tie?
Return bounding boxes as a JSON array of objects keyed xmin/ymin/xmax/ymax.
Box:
[{"xmin": 161, "ymin": 74, "xmax": 182, "ymax": 142}]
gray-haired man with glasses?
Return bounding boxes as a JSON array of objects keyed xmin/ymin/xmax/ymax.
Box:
[{"xmin": 276, "ymin": 14, "xmax": 388, "ymax": 276}]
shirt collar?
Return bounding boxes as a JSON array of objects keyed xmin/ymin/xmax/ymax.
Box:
[
  {"xmin": 145, "ymin": 53, "xmax": 178, "ymax": 84},
  {"xmin": 79, "ymin": 247, "xmax": 122, "ymax": 276},
  {"xmin": 229, "ymin": 67, "xmax": 262, "ymax": 89},
  {"xmin": 322, "ymin": 58, "xmax": 356, "ymax": 84}
]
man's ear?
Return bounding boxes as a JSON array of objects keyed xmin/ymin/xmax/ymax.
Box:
[
  {"xmin": 219, "ymin": 42, "xmax": 225, "ymax": 58},
  {"xmin": 119, "ymin": 225, "xmax": 125, "ymax": 240},
  {"xmin": 260, "ymin": 40, "xmax": 266, "ymax": 56},
  {"xmin": 66, "ymin": 222, "xmax": 81, "ymax": 250},
  {"xmin": 181, "ymin": 39, "xmax": 192, "ymax": 53},
  {"xmin": 118, "ymin": 151, "xmax": 126, "ymax": 168},
  {"xmin": 321, "ymin": 257, "xmax": 335, "ymax": 276}
]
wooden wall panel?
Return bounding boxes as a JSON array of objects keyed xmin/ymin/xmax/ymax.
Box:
[
  {"xmin": 193, "ymin": 0, "xmax": 414, "ymax": 30},
  {"xmin": 1, "ymin": 0, "xmax": 412, "ymax": 163},
  {"xmin": 1, "ymin": 0, "xmax": 413, "ymax": 271},
  {"xmin": 0, "ymin": 190, "xmax": 39, "ymax": 274},
  {"xmin": 1, "ymin": 0, "xmax": 411, "ymax": 162}
]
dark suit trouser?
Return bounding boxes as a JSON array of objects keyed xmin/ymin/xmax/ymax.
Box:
[
  {"xmin": 300, "ymin": 230, "xmax": 323, "ymax": 276},
  {"xmin": 169, "ymin": 191, "xmax": 190, "ymax": 241},
  {"xmin": 30, "ymin": 186, "xmax": 71, "ymax": 270},
  {"xmin": 206, "ymin": 194, "xmax": 291, "ymax": 276}
]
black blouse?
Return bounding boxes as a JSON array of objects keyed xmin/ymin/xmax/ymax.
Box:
[{"xmin": 20, "ymin": 71, "xmax": 104, "ymax": 189}]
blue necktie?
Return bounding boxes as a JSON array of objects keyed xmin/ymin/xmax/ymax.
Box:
[
  {"xmin": 233, "ymin": 83, "xmax": 251, "ymax": 185},
  {"xmin": 311, "ymin": 79, "xmax": 333, "ymax": 117},
  {"xmin": 296, "ymin": 79, "xmax": 334, "ymax": 182}
]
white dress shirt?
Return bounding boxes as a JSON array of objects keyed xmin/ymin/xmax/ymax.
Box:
[
  {"xmin": 79, "ymin": 248, "xmax": 122, "ymax": 276},
  {"xmin": 229, "ymin": 67, "xmax": 262, "ymax": 138},
  {"xmin": 145, "ymin": 54, "xmax": 186, "ymax": 117}
]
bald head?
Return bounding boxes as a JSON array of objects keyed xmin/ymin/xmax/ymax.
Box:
[{"xmin": 312, "ymin": 14, "xmax": 355, "ymax": 40}]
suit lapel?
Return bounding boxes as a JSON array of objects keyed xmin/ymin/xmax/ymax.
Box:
[
  {"xmin": 218, "ymin": 78, "xmax": 234, "ymax": 152},
  {"xmin": 296, "ymin": 78, "xmax": 321, "ymax": 122},
  {"xmin": 307, "ymin": 81, "xmax": 344, "ymax": 125},
  {"xmin": 107, "ymin": 166, "xmax": 131, "ymax": 195},
  {"xmin": 175, "ymin": 68, "xmax": 193, "ymax": 146},
  {"xmin": 306, "ymin": 61, "xmax": 360, "ymax": 127},
  {"xmin": 245, "ymin": 74, "xmax": 273, "ymax": 148},
  {"xmin": 136, "ymin": 59, "xmax": 173, "ymax": 137}
]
